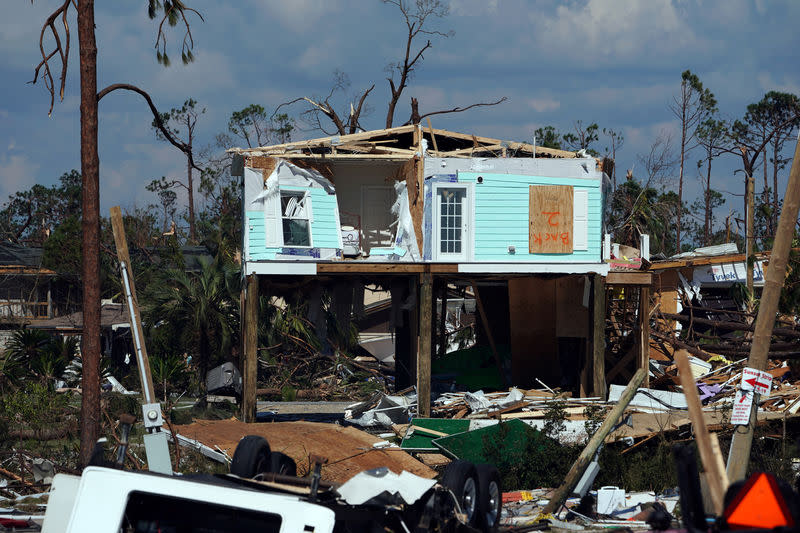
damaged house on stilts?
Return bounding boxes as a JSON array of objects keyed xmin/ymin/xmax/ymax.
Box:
[{"xmin": 233, "ymin": 125, "xmax": 650, "ymax": 420}]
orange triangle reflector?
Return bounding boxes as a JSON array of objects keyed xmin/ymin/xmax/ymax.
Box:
[{"xmin": 723, "ymin": 472, "xmax": 794, "ymax": 529}]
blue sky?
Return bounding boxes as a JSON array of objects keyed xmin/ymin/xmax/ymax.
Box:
[{"xmin": 2, "ymin": 0, "xmax": 799, "ymax": 237}]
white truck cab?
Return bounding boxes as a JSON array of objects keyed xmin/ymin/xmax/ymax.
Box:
[{"xmin": 42, "ymin": 467, "xmax": 336, "ymax": 533}]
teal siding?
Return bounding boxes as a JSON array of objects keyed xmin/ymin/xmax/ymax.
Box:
[
  {"xmin": 307, "ymin": 188, "xmax": 340, "ymax": 249},
  {"xmin": 245, "ymin": 186, "xmax": 341, "ymax": 261},
  {"xmin": 246, "ymin": 209, "xmax": 278, "ymax": 260},
  {"xmin": 458, "ymin": 173, "xmax": 602, "ymax": 263}
]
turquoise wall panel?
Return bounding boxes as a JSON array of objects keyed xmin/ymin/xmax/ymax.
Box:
[
  {"xmin": 458, "ymin": 172, "xmax": 603, "ymax": 263},
  {"xmin": 245, "ymin": 186, "xmax": 340, "ymax": 260},
  {"xmin": 308, "ymin": 188, "xmax": 340, "ymax": 249},
  {"xmin": 246, "ymin": 209, "xmax": 278, "ymax": 260}
]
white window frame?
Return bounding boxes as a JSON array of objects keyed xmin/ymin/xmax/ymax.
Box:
[
  {"xmin": 431, "ymin": 182, "xmax": 474, "ymax": 262},
  {"xmin": 263, "ymin": 189, "xmax": 314, "ymax": 248}
]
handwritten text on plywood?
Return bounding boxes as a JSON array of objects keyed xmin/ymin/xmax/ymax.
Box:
[{"xmin": 529, "ymin": 185, "xmax": 573, "ymax": 254}]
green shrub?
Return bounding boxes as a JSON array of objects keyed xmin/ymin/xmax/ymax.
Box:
[
  {"xmin": 482, "ymin": 422, "xmax": 580, "ymax": 490},
  {"xmin": 0, "ymin": 382, "xmax": 74, "ymax": 441}
]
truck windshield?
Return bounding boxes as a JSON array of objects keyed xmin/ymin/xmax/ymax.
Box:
[{"xmin": 120, "ymin": 491, "xmax": 282, "ymax": 532}]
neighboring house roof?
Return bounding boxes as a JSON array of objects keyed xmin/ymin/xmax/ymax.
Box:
[
  {"xmin": 29, "ymin": 302, "xmax": 130, "ymax": 332},
  {"xmin": 0, "ymin": 242, "xmax": 55, "ymax": 275},
  {"xmin": 229, "ymin": 124, "xmax": 595, "ymax": 161},
  {"xmin": 181, "ymin": 245, "xmax": 214, "ymax": 272}
]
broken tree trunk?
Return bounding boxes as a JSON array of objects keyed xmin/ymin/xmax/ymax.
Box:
[
  {"xmin": 541, "ymin": 368, "xmax": 646, "ymax": 516},
  {"xmin": 659, "ymin": 312, "xmax": 800, "ymax": 339},
  {"xmin": 242, "ymin": 274, "xmax": 259, "ymax": 423},
  {"xmin": 727, "ymin": 134, "xmax": 800, "ymax": 482}
]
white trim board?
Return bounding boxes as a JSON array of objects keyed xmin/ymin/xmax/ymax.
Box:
[
  {"xmin": 244, "ymin": 262, "xmax": 317, "ymax": 276},
  {"xmin": 458, "ymin": 263, "xmax": 609, "ymax": 275}
]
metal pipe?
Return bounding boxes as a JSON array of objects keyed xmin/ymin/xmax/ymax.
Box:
[{"xmin": 121, "ymin": 261, "xmax": 152, "ymax": 404}]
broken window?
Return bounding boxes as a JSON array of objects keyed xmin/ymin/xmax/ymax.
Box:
[{"xmin": 280, "ymin": 191, "xmax": 311, "ymax": 247}]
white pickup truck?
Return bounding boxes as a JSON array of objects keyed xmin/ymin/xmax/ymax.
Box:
[{"xmin": 40, "ymin": 435, "xmax": 502, "ymax": 533}]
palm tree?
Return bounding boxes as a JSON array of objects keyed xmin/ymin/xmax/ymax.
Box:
[
  {"xmin": 608, "ymin": 179, "xmax": 683, "ymax": 256},
  {"xmin": 5, "ymin": 328, "xmax": 50, "ymax": 365},
  {"xmin": 146, "ymin": 256, "xmax": 240, "ymax": 389}
]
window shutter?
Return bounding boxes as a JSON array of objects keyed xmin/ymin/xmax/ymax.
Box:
[
  {"xmin": 573, "ymin": 189, "xmax": 589, "ymax": 251},
  {"xmin": 263, "ymin": 192, "xmax": 282, "ymax": 247},
  {"xmin": 305, "ymin": 194, "xmax": 313, "ymax": 224}
]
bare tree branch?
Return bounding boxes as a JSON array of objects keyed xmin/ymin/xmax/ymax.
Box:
[
  {"xmin": 384, "ymin": 0, "xmax": 451, "ymax": 128},
  {"xmin": 29, "ymin": 0, "xmax": 73, "ymax": 116},
  {"xmin": 403, "ymin": 96, "xmax": 508, "ymax": 125},
  {"xmin": 349, "ymin": 84, "xmax": 375, "ymax": 134},
  {"xmin": 97, "ymin": 83, "xmax": 200, "ymax": 171}
]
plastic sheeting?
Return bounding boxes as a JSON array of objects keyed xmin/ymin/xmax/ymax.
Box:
[
  {"xmin": 250, "ymin": 160, "xmax": 335, "ymax": 208},
  {"xmin": 336, "ymin": 468, "xmax": 436, "ymax": 506},
  {"xmin": 389, "ymin": 181, "xmax": 420, "ymax": 261}
]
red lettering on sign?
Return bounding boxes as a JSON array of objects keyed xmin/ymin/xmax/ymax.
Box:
[
  {"xmin": 542, "ymin": 211, "xmax": 560, "ymax": 226},
  {"xmin": 561, "ymin": 233, "xmax": 570, "ymax": 245},
  {"xmin": 532, "ymin": 233, "xmax": 542, "ymax": 245}
]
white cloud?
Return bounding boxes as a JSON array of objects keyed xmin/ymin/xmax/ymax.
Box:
[
  {"xmin": 529, "ymin": 0, "xmax": 697, "ymax": 66},
  {"xmin": 0, "ymin": 153, "xmax": 40, "ymax": 200},
  {"xmin": 449, "ymin": 0, "xmax": 500, "ymax": 16},
  {"xmin": 250, "ymin": 0, "xmax": 340, "ymax": 33},
  {"xmin": 527, "ymin": 97, "xmax": 561, "ymax": 113},
  {"xmin": 756, "ymin": 72, "xmax": 800, "ymax": 95}
]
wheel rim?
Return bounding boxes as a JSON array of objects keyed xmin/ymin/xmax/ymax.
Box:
[
  {"xmin": 254, "ymin": 453, "xmax": 268, "ymax": 476},
  {"xmin": 461, "ymin": 477, "xmax": 477, "ymax": 521},
  {"xmin": 485, "ymin": 480, "xmax": 500, "ymax": 526}
]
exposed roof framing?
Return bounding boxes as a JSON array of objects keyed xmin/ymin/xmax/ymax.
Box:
[{"xmin": 229, "ymin": 125, "xmax": 583, "ymax": 161}]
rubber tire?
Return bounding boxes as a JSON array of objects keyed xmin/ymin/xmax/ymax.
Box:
[
  {"xmin": 230, "ymin": 435, "xmax": 271, "ymax": 478},
  {"xmin": 475, "ymin": 464, "xmax": 502, "ymax": 532},
  {"xmin": 440, "ymin": 460, "xmax": 479, "ymax": 527},
  {"xmin": 269, "ymin": 451, "xmax": 297, "ymax": 477}
]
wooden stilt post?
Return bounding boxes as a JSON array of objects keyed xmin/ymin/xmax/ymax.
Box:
[
  {"xmin": 417, "ymin": 273, "xmax": 433, "ymax": 417},
  {"xmin": 592, "ymin": 273, "xmax": 607, "ymax": 399},
  {"xmin": 638, "ymin": 286, "xmax": 650, "ymax": 388},
  {"xmin": 242, "ymin": 273, "xmax": 259, "ymax": 423}
]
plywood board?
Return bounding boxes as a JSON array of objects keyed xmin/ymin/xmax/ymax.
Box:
[
  {"xmin": 509, "ymin": 277, "xmax": 558, "ymax": 385},
  {"xmin": 173, "ymin": 419, "xmax": 435, "ymax": 483},
  {"xmin": 556, "ymin": 275, "xmax": 588, "ymax": 338},
  {"xmin": 529, "ymin": 185, "xmax": 573, "ymax": 254}
]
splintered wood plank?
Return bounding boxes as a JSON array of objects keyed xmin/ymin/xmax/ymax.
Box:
[
  {"xmin": 529, "ymin": 185, "xmax": 573, "ymax": 254},
  {"xmin": 675, "ymin": 349, "xmax": 726, "ymax": 514},
  {"xmin": 173, "ymin": 419, "xmax": 435, "ymax": 483}
]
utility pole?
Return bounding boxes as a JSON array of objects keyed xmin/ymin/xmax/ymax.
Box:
[
  {"xmin": 727, "ymin": 134, "xmax": 800, "ymax": 482},
  {"xmin": 746, "ymin": 173, "xmax": 755, "ymax": 294}
]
